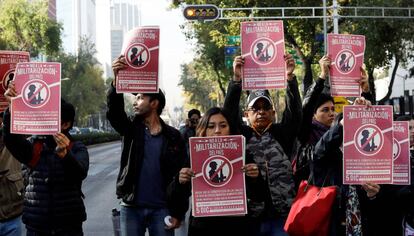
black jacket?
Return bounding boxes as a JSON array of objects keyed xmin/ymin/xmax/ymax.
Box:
[
  {"xmin": 3, "ymin": 108, "xmax": 89, "ymax": 232},
  {"xmin": 312, "ymin": 117, "xmax": 392, "ymax": 236},
  {"xmin": 106, "ymin": 85, "xmax": 187, "ymax": 220}
]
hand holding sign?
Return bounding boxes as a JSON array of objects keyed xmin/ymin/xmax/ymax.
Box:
[
  {"xmin": 232, "ymin": 56, "xmax": 244, "ymax": 82},
  {"xmin": 242, "ymin": 163, "xmax": 259, "ymax": 178},
  {"xmin": 357, "ymin": 66, "xmax": 369, "ymax": 93},
  {"xmin": 284, "ymin": 54, "xmax": 295, "ymax": 81},
  {"xmin": 362, "ymin": 182, "xmax": 380, "ymax": 198},
  {"xmin": 111, "ymin": 55, "xmax": 127, "ymax": 85},
  {"xmin": 53, "ymin": 132, "xmax": 70, "ymax": 158},
  {"xmin": 4, "ymin": 80, "xmax": 17, "ymax": 104},
  {"xmin": 179, "ymin": 167, "xmax": 195, "ymax": 184},
  {"xmin": 318, "ymin": 55, "xmax": 331, "ymax": 79}
]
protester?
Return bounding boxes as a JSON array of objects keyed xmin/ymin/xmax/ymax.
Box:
[
  {"xmin": 311, "ymin": 97, "xmax": 384, "ymax": 236},
  {"xmin": 379, "ymin": 115, "xmax": 414, "ymax": 235},
  {"xmin": 180, "ymin": 109, "xmax": 201, "ymax": 151},
  {"xmin": 109, "ymin": 56, "xmax": 187, "ymax": 236},
  {"xmin": 169, "ymin": 107, "xmax": 262, "ymax": 236},
  {"xmin": 0, "ymin": 112, "xmax": 24, "ymax": 236},
  {"xmin": 293, "ymin": 55, "xmax": 371, "ymax": 185},
  {"xmin": 3, "ymin": 82, "xmax": 89, "ymax": 236},
  {"xmin": 222, "ymin": 54, "xmax": 301, "ymax": 236}
]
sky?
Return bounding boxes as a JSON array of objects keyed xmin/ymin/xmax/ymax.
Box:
[{"xmin": 138, "ymin": 0, "xmax": 195, "ymax": 114}]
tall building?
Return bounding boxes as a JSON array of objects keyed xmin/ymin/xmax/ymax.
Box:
[
  {"xmin": 56, "ymin": 0, "xmax": 96, "ymax": 55},
  {"xmin": 110, "ymin": 0, "xmax": 141, "ymax": 62},
  {"xmin": 96, "ymin": 0, "xmax": 141, "ymax": 78}
]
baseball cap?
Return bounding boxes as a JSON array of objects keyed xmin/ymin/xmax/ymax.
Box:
[{"xmin": 247, "ymin": 90, "xmax": 273, "ymax": 108}]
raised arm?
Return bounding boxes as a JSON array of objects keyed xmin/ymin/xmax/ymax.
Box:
[
  {"xmin": 299, "ymin": 55, "xmax": 330, "ymax": 143},
  {"xmin": 277, "ymin": 54, "xmax": 303, "ymax": 156},
  {"xmin": 106, "ymin": 55, "xmax": 132, "ymax": 135},
  {"xmin": 223, "ymin": 56, "xmax": 244, "ymax": 127}
]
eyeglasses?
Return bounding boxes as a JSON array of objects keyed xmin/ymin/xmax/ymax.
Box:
[{"xmin": 247, "ymin": 106, "xmax": 272, "ymax": 113}]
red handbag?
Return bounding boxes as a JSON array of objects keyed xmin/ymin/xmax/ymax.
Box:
[{"xmin": 284, "ymin": 180, "xmax": 337, "ymax": 236}]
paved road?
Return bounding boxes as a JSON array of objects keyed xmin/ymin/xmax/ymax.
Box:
[
  {"xmin": 83, "ymin": 141, "xmax": 121, "ymax": 236},
  {"xmin": 82, "ymin": 141, "xmax": 190, "ymax": 236},
  {"xmin": 20, "ymin": 141, "xmax": 190, "ymax": 235}
]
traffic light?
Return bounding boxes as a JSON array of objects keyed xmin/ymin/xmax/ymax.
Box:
[{"xmin": 183, "ymin": 5, "xmax": 219, "ymax": 21}]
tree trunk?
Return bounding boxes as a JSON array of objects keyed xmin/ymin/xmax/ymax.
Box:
[
  {"xmin": 213, "ymin": 66, "xmax": 226, "ymax": 101},
  {"xmin": 378, "ymin": 55, "xmax": 400, "ymax": 104},
  {"xmin": 368, "ymin": 68, "xmax": 376, "ymax": 104}
]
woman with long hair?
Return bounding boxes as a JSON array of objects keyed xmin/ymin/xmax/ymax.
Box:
[{"xmin": 169, "ymin": 107, "xmax": 262, "ymax": 236}]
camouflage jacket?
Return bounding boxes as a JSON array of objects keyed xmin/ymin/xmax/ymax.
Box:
[{"xmin": 223, "ymin": 79, "xmax": 302, "ymax": 217}]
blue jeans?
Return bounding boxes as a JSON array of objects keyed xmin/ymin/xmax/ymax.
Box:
[
  {"xmin": 249, "ymin": 217, "xmax": 288, "ymax": 236},
  {"xmin": 0, "ymin": 216, "xmax": 22, "ymax": 236},
  {"xmin": 120, "ymin": 206, "xmax": 174, "ymax": 236}
]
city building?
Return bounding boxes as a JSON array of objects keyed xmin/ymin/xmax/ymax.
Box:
[
  {"xmin": 97, "ymin": 0, "xmax": 141, "ymax": 78},
  {"xmin": 56, "ymin": 0, "xmax": 96, "ymax": 55}
]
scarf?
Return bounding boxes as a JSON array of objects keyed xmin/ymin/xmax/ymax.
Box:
[
  {"xmin": 308, "ymin": 120, "xmax": 330, "ymax": 145},
  {"xmin": 346, "ymin": 185, "xmax": 362, "ymax": 236}
]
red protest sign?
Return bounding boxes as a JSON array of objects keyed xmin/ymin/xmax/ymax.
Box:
[
  {"xmin": 343, "ymin": 105, "xmax": 393, "ymax": 184},
  {"xmin": 117, "ymin": 26, "xmax": 160, "ymax": 93},
  {"xmin": 11, "ymin": 62, "xmax": 61, "ymax": 135},
  {"xmin": 328, "ymin": 34, "xmax": 365, "ymax": 97},
  {"xmin": 190, "ymin": 135, "xmax": 247, "ymax": 217},
  {"xmin": 241, "ymin": 21, "xmax": 286, "ymax": 90},
  {"xmin": 393, "ymin": 121, "xmax": 411, "ymax": 185},
  {"xmin": 0, "ymin": 51, "xmax": 30, "ymax": 112}
]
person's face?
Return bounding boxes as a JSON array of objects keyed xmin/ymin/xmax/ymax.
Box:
[
  {"xmin": 205, "ymin": 114, "xmax": 230, "ymax": 137},
  {"xmin": 313, "ymin": 101, "xmax": 335, "ymax": 127},
  {"xmin": 409, "ymin": 119, "xmax": 414, "ymax": 147},
  {"xmin": 244, "ymin": 98, "xmax": 274, "ymax": 130},
  {"xmin": 133, "ymin": 94, "xmax": 153, "ymax": 116},
  {"xmin": 189, "ymin": 114, "xmax": 200, "ymax": 128}
]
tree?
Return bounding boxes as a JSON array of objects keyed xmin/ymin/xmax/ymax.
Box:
[
  {"xmin": 179, "ymin": 61, "xmax": 219, "ymax": 112},
  {"xmin": 50, "ymin": 38, "xmax": 106, "ymax": 126},
  {"xmin": 175, "ymin": 1, "xmax": 414, "ymax": 105},
  {"xmin": 0, "ymin": 0, "xmax": 62, "ymax": 57}
]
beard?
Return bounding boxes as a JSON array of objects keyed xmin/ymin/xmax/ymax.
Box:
[{"xmin": 134, "ymin": 106, "xmax": 151, "ymax": 116}]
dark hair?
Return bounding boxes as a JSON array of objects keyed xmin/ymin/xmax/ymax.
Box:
[
  {"xmin": 396, "ymin": 115, "xmax": 413, "ymax": 121},
  {"xmin": 313, "ymin": 93, "xmax": 334, "ymax": 113},
  {"xmin": 188, "ymin": 109, "xmax": 201, "ymax": 119},
  {"xmin": 195, "ymin": 107, "xmax": 238, "ymax": 137},
  {"xmin": 147, "ymin": 89, "xmax": 166, "ymax": 115},
  {"xmin": 61, "ymin": 99, "xmax": 75, "ymax": 129}
]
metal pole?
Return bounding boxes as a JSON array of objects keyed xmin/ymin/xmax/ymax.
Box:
[
  {"xmin": 323, "ymin": 0, "xmax": 327, "ymax": 54},
  {"xmin": 333, "ymin": 0, "xmax": 339, "ymax": 33}
]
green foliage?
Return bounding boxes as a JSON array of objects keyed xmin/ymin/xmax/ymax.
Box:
[
  {"xmin": 0, "ymin": 0, "xmax": 62, "ymax": 57},
  {"xmin": 50, "ymin": 38, "xmax": 106, "ymax": 126},
  {"xmin": 176, "ymin": 1, "xmax": 414, "ymax": 105},
  {"xmin": 179, "ymin": 61, "xmax": 218, "ymax": 112}
]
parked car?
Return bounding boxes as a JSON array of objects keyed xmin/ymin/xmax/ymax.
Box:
[
  {"xmin": 79, "ymin": 127, "xmax": 92, "ymax": 134},
  {"xmin": 69, "ymin": 126, "xmax": 81, "ymax": 135}
]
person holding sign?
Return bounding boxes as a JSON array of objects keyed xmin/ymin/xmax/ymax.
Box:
[
  {"xmin": 379, "ymin": 115, "xmax": 414, "ymax": 235},
  {"xmin": 109, "ymin": 56, "xmax": 187, "ymax": 236},
  {"xmin": 293, "ymin": 55, "xmax": 372, "ymax": 185},
  {"xmin": 169, "ymin": 107, "xmax": 262, "ymax": 236},
  {"xmin": 3, "ymin": 82, "xmax": 89, "ymax": 236},
  {"xmin": 223, "ymin": 54, "xmax": 300, "ymax": 236},
  {"xmin": 311, "ymin": 97, "xmax": 384, "ymax": 236}
]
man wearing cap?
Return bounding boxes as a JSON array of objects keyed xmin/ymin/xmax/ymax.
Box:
[
  {"xmin": 109, "ymin": 56, "xmax": 188, "ymax": 236},
  {"xmin": 223, "ymin": 54, "xmax": 301, "ymax": 236}
]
